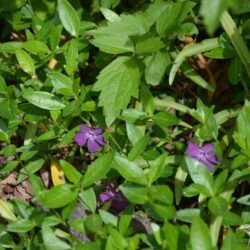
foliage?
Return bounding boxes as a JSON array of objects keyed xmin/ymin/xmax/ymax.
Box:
[{"xmin": 0, "ymin": 0, "xmax": 249, "ymax": 249}]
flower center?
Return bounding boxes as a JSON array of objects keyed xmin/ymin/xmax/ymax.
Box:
[{"xmin": 87, "ymin": 131, "xmax": 97, "ymax": 140}]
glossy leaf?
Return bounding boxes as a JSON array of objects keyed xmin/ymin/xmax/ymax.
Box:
[
  {"xmin": 112, "ymin": 154, "xmax": 148, "ymax": 185},
  {"xmin": 59, "ymin": 160, "xmax": 81, "ymax": 184},
  {"xmin": 119, "ymin": 183, "xmax": 149, "ymax": 204},
  {"xmin": 15, "ymin": 48, "xmax": 35, "ymax": 75},
  {"xmin": 190, "ymin": 217, "xmax": 212, "ymax": 250},
  {"xmin": 22, "ymin": 90, "xmax": 65, "ymax": 110},
  {"xmin": 81, "ymin": 152, "xmax": 114, "ymax": 188},
  {"xmin": 42, "ymin": 225, "xmax": 71, "ymax": 250},
  {"xmin": 58, "ymin": 0, "xmax": 80, "ymax": 36},
  {"xmin": 48, "ymin": 72, "xmax": 74, "ymax": 96},
  {"xmin": 41, "ymin": 184, "xmax": 78, "ymax": 208}
]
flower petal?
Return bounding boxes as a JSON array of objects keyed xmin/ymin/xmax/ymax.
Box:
[
  {"xmin": 93, "ymin": 127, "xmax": 103, "ymax": 135},
  {"xmin": 207, "ymin": 153, "xmax": 220, "ymax": 164},
  {"xmin": 87, "ymin": 139, "xmax": 101, "ymax": 152},
  {"xmin": 187, "ymin": 141, "xmax": 200, "ymax": 159},
  {"xmin": 200, "ymin": 158, "xmax": 215, "ymax": 170},
  {"xmin": 112, "ymin": 192, "xmax": 129, "ymax": 212},
  {"xmin": 95, "ymin": 135, "xmax": 106, "ymax": 145},
  {"xmin": 99, "ymin": 192, "xmax": 113, "ymax": 203},
  {"xmin": 79, "ymin": 124, "xmax": 91, "ymax": 133},
  {"xmin": 202, "ymin": 143, "xmax": 215, "ymax": 153},
  {"xmin": 74, "ymin": 133, "xmax": 88, "ymax": 146}
]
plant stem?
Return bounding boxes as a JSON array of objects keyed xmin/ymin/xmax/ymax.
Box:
[{"xmin": 220, "ymin": 11, "xmax": 250, "ymax": 82}]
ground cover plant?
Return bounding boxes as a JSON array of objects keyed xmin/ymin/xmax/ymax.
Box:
[{"xmin": 0, "ymin": 0, "xmax": 250, "ymax": 249}]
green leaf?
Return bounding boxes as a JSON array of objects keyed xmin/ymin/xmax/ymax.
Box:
[
  {"xmin": 48, "ymin": 72, "xmax": 74, "ymax": 96},
  {"xmin": 233, "ymin": 100, "xmax": 250, "ymax": 156},
  {"xmin": 156, "ymin": 1, "xmax": 196, "ymax": 37},
  {"xmin": 176, "ymin": 208, "xmax": 200, "ymax": 223},
  {"xmin": 59, "ymin": 160, "xmax": 81, "ymax": 184},
  {"xmin": 112, "ymin": 154, "xmax": 148, "ymax": 185},
  {"xmin": 64, "ymin": 39, "xmax": 79, "ymax": 76},
  {"xmin": 145, "ymin": 50, "xmax": 171, "ymax": 86},
  {"xmin": 222, "ymin": 211, "xmax": 243, "ymax": 226},
  {"xmin": 22, "ymin": 90, "xmax": 65, "ymax": 110},
  {"xmin": 7, "ymin": 219, "xmax": 36, "ymax": 233},
  {"xmin": 140, "ymin": 84, "xmax": 155, "ymax": 115},
  {"xmin": 22, "ymin": 40, "xmax": 50, "ymax": 55},
  {"xmin": 119, "ymin": 183, "xmax": 149, "ymax": 204},
  {"xmin": 185, "ymin": 157, "xmax": 214, "ymax": 196},
  {"xmin": 208, "ymin": 196, "xmax": 228, "ymax": 215},
  {"xmin": 150, "ymin": 185, "xmax": 173, "ymax": 205},
  {"xmin": 0, "ymin": 199, "xmax": 16, "ymax": 221},
  {"xmin": 128, "ymin": 134, "xmax": 148, "ymax": 161},
  {"xmin": 152, "ymin": 111, "xmax": 180, "ymax": 127},
  {"xmin": 178, "ymin": 22, "xmax": 198, "ymax": 41},
  {"xmin": 42, "ymin": 225, "xmax": 70, "ymax": 250},
  {"xmin": 41, "ymin": 184, "xmax": 78, "ymax": 208},
  {"xmin": 17, "ymin": 158, "xmax": 45, "ymax": 184},
  {"xmin": 144, "ymin": 203, "xmax": 175, "ymax": 221},
  {"xmin": 143, "ymin": 0, "xmax": 169, "ymax": 28},
  {"xmin": 84, "ymin": 214, "xmax": 103, "ymax": 234},
  {"xmin": 58, "ymin": 0, "xmax": 80, "ymax": 37},
  {"xmin": 93, "ymin": 57, "xmax": 140, "ymax": 125},
  {"xmin": 81, "ymin": 152, "xmax": 114, "ymax": 188},
  {"xmin": 99, "ymin": 209, "xmax": 118, "ymax": 227},
  {"xmin": 15, "ymin": 48, "xmax": 35, "ymax": 75},
  {"xmin": 190, "ymin": 217, "xmax": 212, "ymax": 250},
  {"xmin": 147, "ymin": 153, "xmax": 168, "ymax": 185},
  {"xmin": 135, "ymin": 35, "xmax": 164, "ymax": 54},
  {"xmin": 169, "ymin": 38, "xmax": 219, "ymax": 85},
  {"xmin": 126, "ymin": 122, "xmax": 144, "ymax": 145},
  {"xmin": 200, "ymin": 0, "xmax": 228, "ymax": 34},
  {"xmin": 100, "ymin": 7, "xmax": 121, "ymax": 22},
  {"xmin": 78, "ymin": 188, "xmax": 97, "ymax": 214},
  {"xmin": 0, "ymin": 119, "xmax": 8, "ymax": 142},
  {"xmin": 228, "ymin": 56, "xmax": 243, "ymax": 85},
  {"xmin": 237, "ymin": 194, "xmax": 250, "ymax": 205},
  {"xmin": 0, "ymin": 42, "xmax": 22, "ymax": 53}
]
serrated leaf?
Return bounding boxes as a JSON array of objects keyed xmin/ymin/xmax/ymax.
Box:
[
  {"xmin": 135, "ymin": 35, "xmax": 164, "ymax": 54},
  {"xmin": 156, "ymin": 1, "xmax": 196, "ymax": 37},
  {"xmin": 15, "ymin": 48, "xmax": 35, "ymax": 75},
  {"xmin": 90, "ymin": 30, "xmax": 134, "ymax": 54},
  {"xmin": 93, "ymin": 57, "xmax": 140, "ymax": 126},
  {"xmin": 48, "ymin": 72, "xmax": 74, "ymax": 96},
  {"xmin": 22, "ymin": 90, "xmax": 65, "ymax": 110},
  {"xmin": 58, "ymin": 0, "xmax": 80, "ymax": 37}
]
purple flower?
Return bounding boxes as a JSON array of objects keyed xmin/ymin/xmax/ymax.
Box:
[
  {"xmin": 99, "ymin": 185, "xmax": 129, "ymax": 213},
  {"xmin": 74, "ymin": 124, "xmax": 106, "ymax": 153},
  {"xmin": 187, "ymin": 141, "xmax": 220, "ymax": 170}
]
